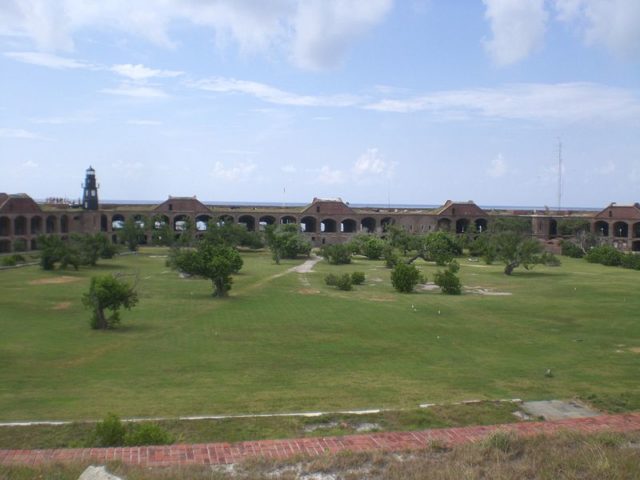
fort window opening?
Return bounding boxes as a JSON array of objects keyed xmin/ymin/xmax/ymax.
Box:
[
  {"xmin": 46, "ymin": 215, "xmax": 57, "ymax": 234},
  {"xmin": 633, "ymin": 240, "xmax": 640, "ymax": 252},
  {"xmin": 595, "ymin": 221, "xmax": 609, "ymax": 237},
  {"xmin": 321, "ymin": 218, "xmax": 337, "ymax": 233},
  {"xmin": 300, "ymin": 216, "xmax": 316, "ymax": 233},
  {"xmin": 218, "ymin": 215, "xmax": 234, "ymax": 226},
  {"xmin": 361, "ymin": 217, "xmax": 376, "ymax": 233},
  {"xmin": 613, "ymin": 221, "xmax": 628, "ymax": 238},
  {"xmin": 238, "ymin": 215, "xmax": 256, "ymax": 231},
  {"xmin": 549, "ymin": 219, "xmax": 558, "ymax": 237},
  {"xmin": 475, "ymin": 218, "xmax": 487, "ymax": 232},
  {"xmin": 633, "ymin": 222, "xmax": 640, "ymax": 238},
  {"xmin": 380, "ymin": 217, "xmax": 394, "ymax": 231},
  {"xmin": 14, "ymin": 216, "xmax": 27, "ymax": 236},
  {"xmin": 340, "ymin": 218, "xmax": 357, "ymax": 233},
  {"xmin": 111, "ymin": 214, "xmax": 125, "ymax": 230},
  {"xmin": 437, "ymin": 218, "xmax": 451, "ymax": 231},
  {"xmin": 30, "ymin": 216, "xmax": 42, "ymax": 235},
  {"xmin": 258, "ymin": 216, "xmax": 275, "ymax": 230},
  {"xmin": 0, "ymin": 217, "xmax": 10, "ymax": 236},
  {"xmin": 100, "ymin": 214, "xmax": 109, "ymax": 232},
  {"xmin": 174, "ymin": 215, "xmax": 189, "ymax": 231},
  {"xmin": 153, "ymin": 215, "xmax": 170, "ymax": 229},
  {"xmin": 60, "ymin": 215, "xmax": 69, "ymax": 233},
  {"xmin": 0, "ymin": 239, "xmax": 11, "ymax": 253},
  {"xmin": 133, "ymin": 215, "xmax": 146, "ymax": 229},
  {"xmin": 196, "ymin": 215, "xmax": 212, "ymax": 231},
  {"xmin": 455, "ymin": 218, "xmax": 469, "ymax": 234},
  {"xmin": 281, "ymin": 216, "xmax": 296, "ymax": 225}
]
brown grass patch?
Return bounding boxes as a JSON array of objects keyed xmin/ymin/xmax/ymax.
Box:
[
  {"xmin": 29, "ymin": 276, "xmax": 80, "ymax": 286},
  {"xmin": 52, "ymin": 302, "xmax": 72, "ymax": 310},
  {"xmin": 298, "ymin": 288, "xmax": 320, "ymax": 295},
  {"xmin": 629, "ymin": 347, "xmax": 640, "ymax": 354},
  {"xmin": 368, "ymin": 295, "xmax": 396, "ymax": 302}
]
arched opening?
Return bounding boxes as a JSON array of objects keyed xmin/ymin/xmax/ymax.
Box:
[
  {"xmin": 381, "ymin": 217, "xmax": 394, "ymax": 231},
  {"xmin": 30, "ymin": 216, "xmax": 42, "ymax": 235},
  {"xmin": 455, "ymin": 218, "xmax": 470, "ymax": 234},
  {"xmin": 14, "ymin": 216, "xmax": 27, "ymax": 236},
  {"xmin": 174, "ymin": 215, "xmax": 189, "ymax": 231},
  {"xmin": 594, "ymin": 221, "xmax": 609, "ymax": 237},
  {"xmin": 613, "ymin": 221, "xmax": 629, "ymax": 238},
  {"xmin": 30, "ymin": 238, "xmax": 37, "ymax": 250},
  {"xmin": 321, "ymin": 218, "xmax": 337, "ymax": 233},
  {"xmin": 46, "ymin": 215, "xmax": 57, "ymax": 234},
  {"xmin": 100, "ymin": 214, "xmax": 109, "ymax": 232},
  {"xmin": 633, "ymin": 241, "xmax": 640, "ymax": 252},
  {"xmin": 13, "ymin": 238, "xmax": 27, "ymax": 252},
  {"xmin": 437, "ymin": 218, "xmax": 451, "ymax": 231},
  {"xmin": 218, "ymin": 214, "xmax": 234, "ymax": 226},
  {"xmin": 112, "ymin": 234, "xmax": 118, "ymax": 244},
  {"xmin": 340, "ymin": 218, "xmax": 357, "ymax": 233},
  {"xmin": 633, "ymin": 222, "xmax": 640, "ymax": 238},
  {"xmin": 475, "ymin": 218, "xmax": 488, "ymax": 233},
  {"xmin": 280, "ymin": 216, "xmax": 296, "ymax": 225},
  {"xmin": 196, "ymin": 215, "xmax": 213, "ymax": 231},
  {"xmin": 153, "ymin": 215, "xmax": 170, "ymax": 229},
  {"xmin": 112, "ymin": 214, "xmax": 125, "ymax": 230},
  {"xmin": 0, "ymin": 239, "xmax": 11, "ymax": 253},
  {"xmin": 259, "ymin": 216, "xmax": 276, "ymax": 230},
  {"xmin": 549, "ymin": 219, "xmax": 558, "ymax": 237},
  {"xmin": 0, "ymin": 217, "xmax": 10, "ymax": 236},
  {"xmin": 361, "ymin": 217, "xmax": 376, "ymax": 233},
  {"xmin": 133, "ymin": 214, "xmax": 146, "ymax": 229},
  {"xmin": 60, "ymin": 215, "xmax": 69, "ymax": 234},
  {"xmin": 238, "ymin": 215, "xmax": 256, "ymax": 231},
  {"xmin": 300, "ymin": 216, "xmax": 317, "ymax": 233}
]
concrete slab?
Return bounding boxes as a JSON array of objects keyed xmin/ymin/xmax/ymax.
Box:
[{"xmin": 521, "ymin": 400, "xmax": 600, "ymax": 421}]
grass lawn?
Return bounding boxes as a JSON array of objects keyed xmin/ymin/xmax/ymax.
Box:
[{"xmin": 0, "ymin": 249, "xmax": 639, "ymax": 421}]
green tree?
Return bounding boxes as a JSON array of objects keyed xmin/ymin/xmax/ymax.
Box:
[
  {"xmin": 117, "ymin": 217, "xmax": 146, "ymax": 251},
  {"xmin": 37, "ymin": 235, "xmax": 80, "ymax": 270},
  {"xmin": 82, "ymin": 274, "xmax": 139, "ymax": 329},
  {"xmin": 264, "ymin": 224, "xmax": 310, "ymax": 264},
  {"xmin": 434, "ymin": 261, "xmax": 462, "ymax": 295},
  {"xmin": 491, "ymin": 232, "xmax": 544, "ymax": 275},
  {"xmin": 360, "ymin": 236, "xmax": 386, "ymax": 260},
  {"xmin": 386, "ymin": 225, "xmax": 412, "ymax": 254},
  {"xmin": 205, "ymin": 222, "xmax": 265, "ymax": 249},
  {"xmin": 151, "ymin": 215, "xmax": 174, "ymax": 247},
  {"xmin": 72, "ymin": 233, "xmax": 118, "ymax": 266},
  {"xmin": 391, "ymin": 262, "xmax": 422, "ymax": 293},
  {"xmin": 557, "ymin": 218, "xmax": 591, "ymax": 236},
  {"xmin": 172, "ymin": 243, "xmax": 243, "ymax": 297},
  {"xmin": 489, "ymin": 217, "xmax": 532, "ymax": 235},
  {"xmin": 420, "ymin": 232, "xmax": 461, "ymax": 265}
]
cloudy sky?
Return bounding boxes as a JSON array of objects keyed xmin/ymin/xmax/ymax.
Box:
[{"xmin": 1, "ymin": 0, "xmax": 639, "ymax": 207}]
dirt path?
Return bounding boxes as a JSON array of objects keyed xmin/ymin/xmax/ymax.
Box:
[{"xmin": 287, "ymin": 254, "xmax": 322, "ymax": 274}]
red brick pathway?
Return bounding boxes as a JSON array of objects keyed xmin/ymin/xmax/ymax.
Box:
[{"xmin": 1, "ymin": 413, "xmax": 639, "ymax": 467}]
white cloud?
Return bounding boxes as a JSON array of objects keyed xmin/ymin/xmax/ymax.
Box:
[
  {"xmin": 281, "ymin": 164, "xmax": 297, "ymax": 173},
  {"xmin": 487, "ymin": 154, "xmax": 507, "ymax": 178},
  {"xmin": 31, "ymin": 114, "xmax": 96, "ymax": 124},
  {"xmin": 554, "ymin": 0, "xmax": 640, "ymax": 59},
  {"xmin": 482, "ymin": 0, "xmax": 548, "ymax": 65},
  {"xmin": 190, "ymin": 77, "xmax": 362, "ymax": 107},
  {"xmin": 0, "ymin": 0, "xmax": 393, "ymax": 71},
  {"xmin": 365, "ymin": 83, "xmax": 640, "ymax": 123},
  {"xmin": 352, "ymin": 148, "xmax": 395, "ymax": 180},
  {"xmin": 291, "ymin": 0, "xmax": 393, "ymax": 70},
  {"xmin": 101, "ymin": 84, "xmax": 168, "ymax": 99},
  {"xmin": 127, "ymin": 119, "xmax": 163, "ymax": 126},
  {"xmin": 211, "ymin": 161, "xmax": 256, "ymax": 181},
  {"xmin": 112, "ymin": 64, "xmax": 183, "ymax": 81},
  {"xmin": 317, "ymin": 165, "xmax": 346, "ymax": 184},
  {"xmin": 0, "ymin": 128, "xmax": 50, "ymax": 140},
  {"xmin": 4, "ymin": 51, "xmax": 94, "ymax": 69}
]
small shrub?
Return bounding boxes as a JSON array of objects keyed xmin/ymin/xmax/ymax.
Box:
[
  {"xmin": 124, "ymin": 423, "xmax": 173, "ymax": 446},
  {"xmin": 1, "ymin": 256, "xmax": 16, "ymax": 267},
  {"xmin": 94, "ymin": 413, "xmax": 126, "ymax": 447},
  {"xmin": 560, "ymin": 240, "xmax": 584, "ymax": 258},
  {"xmin": 321, "ymin": 244, "xmax": 352, "ymax": 265},
  {"xmin": 483, "ymin": 430, "xmax": 519, "ymax": 454},
  {"xmin": 621, "ymin": 253, "xmax": 640, "ymax": 270},
  {"xmin": 351, "ymin": 271, "xmax": 365, "ymax": 285},
  {"xmin": 360, "ymin": 237, "xmax": 385, "ymax": 260},
  {"xmin": 541, "ymin": 252, "xmax": 561, "ymax": 266},
  {"xmin": 335, "ymin": 273, "xmax": 353, "ymax": 291},
  {"xmin": 434, "ymin": 265, "xmax": 462, "ymax": 295},
  {"xmin": 383, "ymin": 245, "xmax": 401, "ymax": 268},
  {"xmin": 391, "ymin": 263, "xmax": 421, "ymax": 293},
  {"xmin": 585, "ymin": 245, "xmax": 624, "ymax": 266},
  {"xmin": 324, "ymin": 274, "xmax": 339, "ymax": 286}
]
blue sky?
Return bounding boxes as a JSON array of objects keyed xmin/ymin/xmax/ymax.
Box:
[{"xmin": 1, "ymin": 0, "xmax": 639, "ymax": 208}]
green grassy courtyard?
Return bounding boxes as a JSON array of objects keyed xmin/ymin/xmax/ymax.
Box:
[{"xmin": 0, "ymin": 249, "xmax": 638, "ymax": 422}]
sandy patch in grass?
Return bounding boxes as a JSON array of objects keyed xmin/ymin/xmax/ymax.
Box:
[
  {"xmin": 419, "ymin": 283, "xmax": 439, "ymax": 291},
  {"xmin": 465, "ymin": 286, "xmax": 512, "ymax": 296},
  {"xmin": 298, "ymin": 288, "xmax": 320, "ymax": 295},
  {"xmin": 368, "ymin": 295, "xmax": 396, "ymax": 302},
  {"xmin": 52, "ymin": 302, "xmax": 71, "ymax": 310},
  {"xmin": 629, "ymin": 347, "xmax": 640, "ymax": 354},
  {"xmin": 29, "ymin": 276, "xmax": 80, "ymax": 286},
  {"xmin": 464, "ymin": 264, "xmax": 489, "ymax": 268}
]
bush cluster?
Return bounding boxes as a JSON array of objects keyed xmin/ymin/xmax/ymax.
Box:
[
  {"xmin": 584, "ymin": 244, "xmax": 640, "ymax": 270},
  {"xmin": 324, "ymin": 272, "xmax": 365, "ymax": 291},
  {"xmin": 433, "ymin": 260, "xmax": 462, "ymax": 295},
  {"xmin": 560, "ymin": 240, "xmax": 585, "ymax": 258},
  {"xmin": 321, "ymin": 244, "xmax": 353, "ymax": 264},
  {"xmin": 0, "ymin": 254, "xmax": 26, "ymax": 267},
  {"xmin": 391, "ymin": 262, "xmax": 421, "ymax": 293},
  {"xmin": 94, "ymin": 413, "xmax": 173, "ymax": 447}
]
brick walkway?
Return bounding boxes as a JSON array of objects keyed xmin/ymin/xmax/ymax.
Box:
[{"xmin": 1, "ymin": 412, "xmax": 639, "ymax": 467}]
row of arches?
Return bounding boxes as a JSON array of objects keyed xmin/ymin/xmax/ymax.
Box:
[
  {"xmin": 594, "ymin": 221, "xmax": 640, "ymax": 238},
  {"xmin": 0, "ymin": 215, "xmax": 69, "ymax": 236},
  {"xmin": 437, "ymin": 218, "xmax": 488, "ymax": 234}
]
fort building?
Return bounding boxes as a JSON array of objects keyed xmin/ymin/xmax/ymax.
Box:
[{"xmin": 1, "ymin": 168, "xmax": 639, "ymax": 254}]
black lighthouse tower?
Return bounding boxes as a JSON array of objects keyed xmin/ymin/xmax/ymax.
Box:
[{"xmin": 82, "ymin": 166, "xmax": 99, "ymax": 210}]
